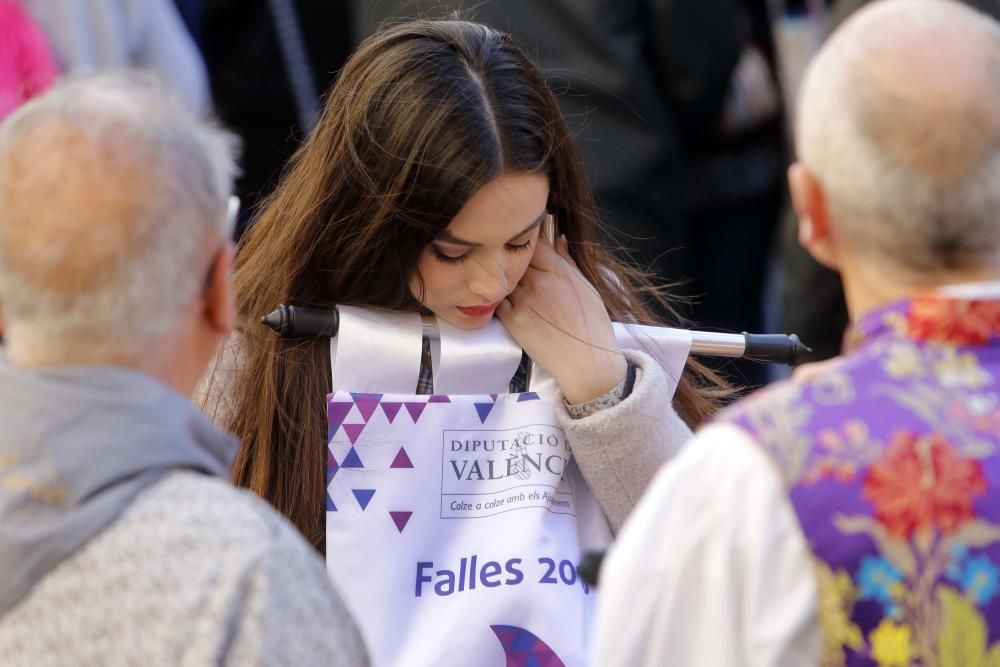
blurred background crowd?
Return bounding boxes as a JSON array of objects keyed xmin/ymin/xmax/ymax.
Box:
[{"xmin": 5, "ymin": 0, "xmax": 997, "ymax": 390}]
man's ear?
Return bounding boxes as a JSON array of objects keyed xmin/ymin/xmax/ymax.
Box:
[
  {"xmin": 788, "ymin": 162, "xmax": 839, "ymax": 270},
  {"xmin": 204, "ymin": 242, "xmax": 236, "ymax": 336}
]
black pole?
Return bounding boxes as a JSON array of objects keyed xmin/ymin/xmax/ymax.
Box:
[
  {"xmin": 261, "ymin": 305, "xmax": 812, "ymax": 365},
  {"xmin": 742, "ymin": 333, "xmax": 810, "ymax": 366},
  {"xmin": 260, "ymin": 304, "xmax": 340, "ymax": 338}
]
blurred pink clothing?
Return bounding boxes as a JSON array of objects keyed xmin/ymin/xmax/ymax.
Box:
[{"xmin": 0, "ymin": 0, "xmax": 57, "ymax": 119}]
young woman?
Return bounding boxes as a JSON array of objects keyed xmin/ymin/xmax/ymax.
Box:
[
  {"xmin": 203, "ymin": 21, "xmax": 727, "ymax": 639},
  {"xmin": 204, "ymin": 17, "xmax": 727, "ymax": 547}
]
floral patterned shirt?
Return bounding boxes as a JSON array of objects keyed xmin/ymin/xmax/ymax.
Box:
[
  {"xmin": 724, "ymin": 292, "xmax": 1000, "ymax": 666},
  {"xmin": 595, "ymin": 288, "xmax": 1000, "ymax": 667}
]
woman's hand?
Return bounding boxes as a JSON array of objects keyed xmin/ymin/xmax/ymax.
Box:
[{"xmin": 497, "ymin": 236, "xmax": 627, "ymax": 405}]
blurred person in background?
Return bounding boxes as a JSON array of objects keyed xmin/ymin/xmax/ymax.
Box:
[
  {"xmin": 685, "ymin": 0, "xmax": 788, "ymax": 388},
  {"xmin": 0, "ymin": 73, "xmax": 367, "ymax": 666},
  {"xmin": 0, "ymin": 0, "xmax": 57, "ymax": 121},
  {"xmin": 21, "ymin": 0, "xmax": 210, "ymax": 115},
  {"xmin": 595, "ymin": 0, "xmax": 1000, "ymax": 663},
  {"xmin": 196, "ymin": 0, "xmax": 353, "ymax": 238}
]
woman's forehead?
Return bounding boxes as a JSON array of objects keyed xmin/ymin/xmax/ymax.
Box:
[{"xmin": 443, "ymin": 172, "xmax": 549, "ymax": 243}]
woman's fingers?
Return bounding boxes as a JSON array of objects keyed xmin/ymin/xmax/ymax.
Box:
[
  {"xmin": 516, "ymin": 266, "xmax": 540, "ymax": 290},
  {"xmin": 528, "ymin": 234, "xmax": 561, "ymax": 272},
  {"xmin": 496, "ymin": 296, "xmax": 514, "ymax": 320},
  {"xmin": 555, "ymin": 234, "xmax": 574, "ymax": 263}
]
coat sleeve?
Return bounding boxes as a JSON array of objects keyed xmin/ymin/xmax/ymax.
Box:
[
  {"xmin": 221, "ymin": 527, "xmax": 371, "ymax": 666},
  {"xmin": 554, "ymin": 349, "xmax": 693, "ymax": 532}
]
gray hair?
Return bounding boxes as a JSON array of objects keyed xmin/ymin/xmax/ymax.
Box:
[
  {"xmin": 796, "ymin": 0, "xmax": 1000, "ymax": 278},
  {"xmin": 0, "ymin": 72, "xmax": 239, "ymax": 359}
]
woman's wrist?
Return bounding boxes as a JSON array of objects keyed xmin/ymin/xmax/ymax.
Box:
[
  {"xmin": 564, "ymin": 360, "xmax": 636, "ymax": 419},
  {"xmin": 557, "ymin": 353, "xmax": 628, "ymax": 405}
]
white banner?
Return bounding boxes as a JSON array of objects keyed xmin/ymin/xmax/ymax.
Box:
[{"xmin": 326, "ymin": 311, "xmax": 690, "ymax": 666}]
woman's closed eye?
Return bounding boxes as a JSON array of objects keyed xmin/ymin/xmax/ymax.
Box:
[
  {"xmin": 430, "ymin": 238, "xmax": 534, "ymax": 265},
  {"xmin": 506, "ymin": 238, "xmax": 534, "ymax": 254}
]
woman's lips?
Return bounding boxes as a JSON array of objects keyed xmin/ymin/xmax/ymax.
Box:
[{"xmin": 457, "ymin": 301, "xmax": 501, "ymax": 317}]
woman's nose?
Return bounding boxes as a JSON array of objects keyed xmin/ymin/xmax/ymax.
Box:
[{"xmin": 467, "ymin": 253, "xmax": 509, "ymax": 302}]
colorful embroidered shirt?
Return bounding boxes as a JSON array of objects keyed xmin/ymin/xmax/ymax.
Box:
[{"xmin": 723, "ymin": 292, "xmax": 1000, "ymax": 665}]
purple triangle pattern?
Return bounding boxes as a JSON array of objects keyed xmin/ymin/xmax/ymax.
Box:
[
  {"xmin": 326, "ymin": 447, "xmax": 339, "ymax": 471},
  {"xmin": 327, "ymin": 401, "xmax": 353, "ymax": 432},
  {"xmin": 517, "ymin": 392, "xmax": 541, "ymax": 402},
  {"xmin": 350, "ymin": 392, "xmax": 383, "ymax": 403},
  {"xmin": 351, "ymin": 393, "xmax": 382, "ymax": 423},
  {"xmin": 325, "ymin": 492, "xmax": 337, "ymax": 512},
  {"xmin": 490, "ymin": 625, "xmax": 566, "ymax": 667},
  {"xmin": 475, "ymin": 402, "xmax": 494, "ymax": 424},
  {"xmin": 490, "ymin": 394, "xmax": 498, "ymax": 402},
  {"xmin": 341, "ymin": 446, "xmax": 364, "ymax": 468},
  {"xmin": 390, "ymin": 447, "xmax": 414, "ymax": 469},
  {"xmin": 428, "ymin": 395, "xmax": 451, "ymax": 403},
  {"xmin": 325, "ymin": 467, "xmax": 337, "ymax": 485},
  {"xmin": 343, "ymin": 423, "xmax": 366, "ymax": 444},
  {"xmin": 389, "ymin": 511, "xmax": 412, "ymax": 533},
  {"xmin": 352, "ymin": 488, "xmax": 375, "ymax": 511},
  {"xmin": 380, "ymin": 402, "xmax": 402, "ymax": 423},
  {"xmin": 404, "ymin": 402, "xmax": 427, "ymax": 423}
]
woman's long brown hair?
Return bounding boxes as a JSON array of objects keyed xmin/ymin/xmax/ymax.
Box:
[{"xmin": 221, "ymin": 20, "xmax": 729, "ymax": 551}]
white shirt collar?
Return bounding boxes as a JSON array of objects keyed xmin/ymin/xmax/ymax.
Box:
[{"xmin": 935, "ymin": 279, "xmax": 1000, "ymax": 299}]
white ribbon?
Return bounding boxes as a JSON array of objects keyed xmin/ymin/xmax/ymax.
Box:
[
  {"xmin": 329, "ymin": 307, "xmax": 693, "ymax": 400},
  {"xmin": 330, "ymin": 306, "xmax": 422, "ymax": 393},
  {"xmin": 432, "ymin": 317, "xmax": 523, "ymax": 394}
]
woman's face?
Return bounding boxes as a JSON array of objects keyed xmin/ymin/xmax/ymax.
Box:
[{"xmin": 410, "ymin": 172, "xmax": 549, "ymax": 330}]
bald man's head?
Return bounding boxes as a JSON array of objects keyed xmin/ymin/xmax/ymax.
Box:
[
  {"xmin": 0, "ymin": 73, "xmax": 238, "ymax": 361},
  {"xmin": 796, "ymin": 0, "xmax": 1000, "ymax": 278}
]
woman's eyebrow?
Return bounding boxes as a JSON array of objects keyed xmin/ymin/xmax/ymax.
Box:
[{"xmin": 436, "ymin": 210, "xmax": 547, "ymax": 247}]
